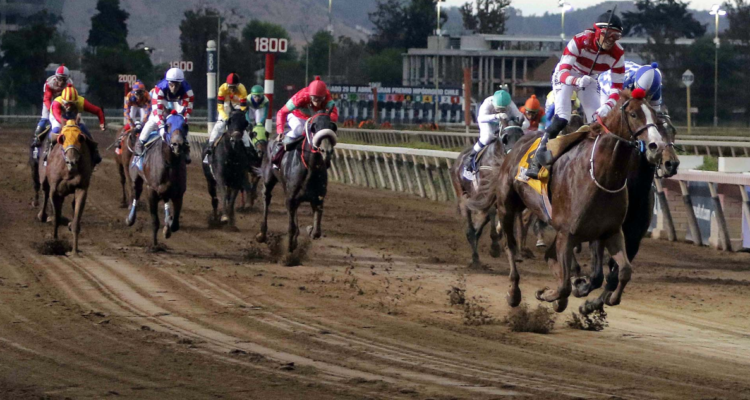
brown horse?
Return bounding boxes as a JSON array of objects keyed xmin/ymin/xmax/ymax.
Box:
[
  {"xmin": 255, "ymin": 112, "xmax": 338, "ymax": 254},
  {"xmin": 450, "ymin": 120, "xmax": 524, "ymax": 268},
  {"xmin": 471, "ymin": 90, "xmax": 666, "ymax": 313},
  {"xmin": 126, "ymin": 113, "xmax": 188, "ymax": 247},
  {"xmin": 115, "ymin": 125, "xmax": 136, "ymax": 208},
  {"xmin": 37, "ymin": 121, "xmax": 93, "ymax": 253}
]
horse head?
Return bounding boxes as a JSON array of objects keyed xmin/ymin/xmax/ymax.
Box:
[
  {"xmin": 309, "ymin": 112, "xmax": 338, "ymax": 167},
  {"xmin": 499, "ymin": 117, "xmax": 524, "ymax": 153},
  {"xmin": 58, "ymin": 122, "xmax": 85, "ymax": 172},
  {"xmin": 656, "ymin": 108, "xmax": 680, "ymax": 178},
  {"xmin": 601, "ymin": 89, "xmax": 666, "ymax": 165},
  {"xmin": 227, "ymin": 110, "xmax": 249, "ymax": 148},
  {"xmin": 166, "ymin": 112, "xmax": 187, "ymax": 157}
]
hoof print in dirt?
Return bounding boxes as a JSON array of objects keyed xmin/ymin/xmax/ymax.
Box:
[
  {"xmin": 33, "ymin": 239, "xmax": 72, "ymax": 256},
  {"xmin": 147, "ymin": 244, "xmax": 168, "ymax": 253}
]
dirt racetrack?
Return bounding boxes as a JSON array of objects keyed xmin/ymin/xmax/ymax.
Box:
[{"xmin": 1, "ymin": 127, "xmax": 750, "ymax": 399}]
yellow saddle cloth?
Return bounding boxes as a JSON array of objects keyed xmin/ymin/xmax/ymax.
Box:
[{"xmin": 515, "ymin": 137, "xmax": 549, "ymax": 196}]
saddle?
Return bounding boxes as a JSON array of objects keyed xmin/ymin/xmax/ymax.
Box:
[{"xmin": 283, "ymin": 135, "xmax": 305, "ymax": 151}]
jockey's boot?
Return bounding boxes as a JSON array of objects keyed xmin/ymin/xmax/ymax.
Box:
[
  {"xmin": 463, "ymin": 141, "xmax": 485, "ymax": 174},
  {"xmin": 203, "ymin": 145, "xmax": 213, "ymax": 165},
  {"xmin": 271, "ymin": 140, "xmax": 285, "ymax": 169},
  {"xmin": 90, "ymin": 141, "xmax": 102, "ymax": 165},
  {"xmin": 31, "ymin": 124, "xmax": 46, "ymax": 148},
  {"xmin": 134, "ymin": 139, "xmax": 145, "ymax": 157},
  {"xmin": 525, "ymin": 116, "xmax": 568, "ymax": 180}
]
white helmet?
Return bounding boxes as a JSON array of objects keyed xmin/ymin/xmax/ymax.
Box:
[{"xmin": 166, "ymin": 67, "xmax": 184, "ymax": 83}]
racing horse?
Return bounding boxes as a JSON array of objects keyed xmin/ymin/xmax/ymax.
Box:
[
  {"xmin": 574, "ymin": 111, "xmax": 680, "ymax": 313},
  {"xmin": 29, "ymin": 121, "xmax": 52, "ymax": 208},
  {"xmin": 255, "ymin": 112, "xmax": 338, "ymax": 253},
  {"xmin": 470, "ymin": 89, "xmax": 666, "ymax": 313},
  {"xmin": 450, "ymin": 118, "xmax": 525, "ymax": 269},
  {"xmin": 36, "ymin": 120, "xmax": 94, "ymax": 253},
  {"xmin": 126, "ymin": 111, "xmax": 188, "ymax": 247},
  {"xmin": 203, "ymin": 110, "xmax": 258, "ymax": 226},
  {"xmin": 115, "ymin": 124, "xmax": 137, "ymax": 208}
]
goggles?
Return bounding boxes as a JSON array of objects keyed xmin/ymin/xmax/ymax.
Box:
[
  {"xmin": 311, "ymin": 95, "xmax": 325, "ymax": 103},
  {"xmin": 601, "ymin": 29, "xmax": 622, "ymax": 41}
]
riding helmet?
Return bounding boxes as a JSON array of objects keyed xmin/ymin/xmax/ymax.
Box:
[
  {"xmin": 250, "ymin": 85, "xmax": 264, "ymax": 95},
  {"xmin": 633, "ymin": 62, "xmax": 662, "ymax": 97},
  {"xmin": 308, "ymin": 76, "xmax": 328, "ymax": 98},
  {"xmin": 61, "ymin": 86, "xmax": 78, "ymax": 103},
  {"xmin": 492, "ymin": 90, "xmax": 511, "ymax": 108},
  {"xmin": 166, "ymin": 67, "xmax": 185, "ymax": 83},
  {"xmin": 226, "ymin": 73, "xmax": 240, "ymax": 85},
  {"xmin": 55, "ymin": 64, "xmax": 70, "ymax": 78},
  {"xmin": 524, "ymin": 95, "xmax": 541, "ymax": 112}
]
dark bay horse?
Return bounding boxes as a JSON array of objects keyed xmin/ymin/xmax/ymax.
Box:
[
  {"xmin": 37, "ymin": 121, "xmax": 93, "ymax": 253},
  {"xmin": 29, "ymin": 122, "xmax": 51, "ymax": 208},
  {"xmin": 203, "ymin": 110, "xmax": 258, "ymax": 226},
  {"xmin": 574, "ymin": 112, "xmax": 680, "ymax": 313},
  {"xmin": 471, "ymin": 90, "xmax": 666, "ymax": 313},
  {"xmin": 126, "ymin": 113, "xmax": 188, "ymax": 247},
  {"xmin": 115, "ymin": 125, "xmax": 137, "ymax": 208},
  {"xmin": 255, "ymin": 112, "xmax": 338, "ymax": 253},
  {"xmin": 450, "ymin": 120, "xmax": 525, "ymax": 268}
]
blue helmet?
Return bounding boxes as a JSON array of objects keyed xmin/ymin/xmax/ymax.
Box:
[{"xmin": 633, "ymin": 62, "xmax": 662, "ymax": 97}]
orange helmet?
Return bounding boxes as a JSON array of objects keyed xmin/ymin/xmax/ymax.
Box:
[
  {"xmin": 308, "ymin": 76, "xmax": 327, "ymax": 98},
  {"xmin": 524, "ymin": 95, "xmax": 541, "ymax": 112},
  {"xmin": 61, "ymin": 86, "xmax": 78, "ymax": 104}
]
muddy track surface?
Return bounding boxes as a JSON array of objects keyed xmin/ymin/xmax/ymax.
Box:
[{"xmin": 2, "ymin": 127, "xmax": 750, "ymax": 399}]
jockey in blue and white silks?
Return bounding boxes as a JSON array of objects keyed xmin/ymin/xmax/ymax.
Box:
[{"xmin": 599, "ymin": 61, "xmax": 663, "ymax": 112}]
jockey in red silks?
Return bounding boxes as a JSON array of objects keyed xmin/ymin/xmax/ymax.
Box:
[
  {"xmin": 525, "ymin": 10, "xmax": 625, "ymax": 179},
  {"xmin": 272, "ymin": 77, "xmax": 338, "ymax": 166},
  {"xmin": 117, "ymin": 80, "xmax": 151, "ymax": 154},
  {"xmin": 49, "ymin": 86, "xmax": 106, "ymax": 165},
  {"xmin": 32, "ymin": 64, "xmax": 74, "ymax": 147}
]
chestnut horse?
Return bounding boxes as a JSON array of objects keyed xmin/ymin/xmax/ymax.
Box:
[
  {"xmin": 471, "ymin": 90, "xmax": 666, "ymax": 313},
  {"xmin": 450, "ymin": 120, "xmax": 524, "ymax": 268},
  {"xmin": 37, "ymin": 121, "xmax": 94, "ymax": 253},
  {"xmin": 126, "ymin": 113, "xmax": 188, "ymax": 247},
  {"xmin": 255, "ymin": 112, "xmax": 338, "ymax": 253},
  {"xmin": 115, "ymin": 125, "xmax": 137, "ymax": 208}
]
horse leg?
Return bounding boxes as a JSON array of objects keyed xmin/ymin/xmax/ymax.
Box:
[
  {"xmin": 207, "ymin": 176, "xmax": 218, "ymax": 222},
  {"xmin": 149, "ymin": 193, "xmax": 159, "ymax": 247},
  {"xmin": 464, "ymin": 209, "xmax": 481, "ymax": 269},
  {"xmin": 255, "ymin": 177, "xmax": 276, "ymax": 243},
  {"xmin": 118, "ymin": 162, "xmax": 127, "ymax": 208},
  {"xmin": 308, "ymin": 201, "xmax": 324, "ymax": 239},
  {"xmin": 248, "ymin": 174, "xmax": 260, "ymax": 209},
  {"xmin": 218, "ymin": 180, "xmax": 229, "ymax": 224},
  {"xmin": 70, "ymin": 189, "xmax": 87, "ymax": 253},
  {"xmin": 500, "ymin": 208, "xmax": 522, "ymax": 307},
  {"xmin": 489, "ymin": 212, "xmax": 502, "ymax": 258},
  {"xmin": 287, "ymin": 198, "xmax": 300, "ymax": 253},
  {"xmin": 51, "ymin": 193, "xmax": 64, "ymax": 240},
  {"xmin": 227, "ymin": 188, "xmax": 239, "ymax": 226},
  {"xmin": 126, "ymin": 176, "xmax": 143, "ymax": 226},
  {"xmin": 536, "ymin": 233, "xmax": 574, "ymax": 312},
  {"xmin": 31, "ymin": 158, "xmax": 40, "ymax": 208},
  {"xmin": 163, "ymin": 201, "xmax": 173, "ymax": 239},
  {"xmin": 38, "ymin": 181, "xmax": 50, "ymax": 223},
  {"xmin": 603, "ymin": 230, "xmax": 631, "ymax": 307},
  {"xmin": 572, "ymin": 240, "xmax": 605, "ymax": 298},
  {"xmin": 517, "ymin": 212, "xmax": 535, "ymax": 259},
  {"xmin": 171, "ymin": 195, "xmax": 183, "ymax": 233}
]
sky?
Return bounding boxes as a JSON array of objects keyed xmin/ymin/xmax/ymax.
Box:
[{"xmin": 443, "ymin": 0, "xmax": 722, "ymax": 16}]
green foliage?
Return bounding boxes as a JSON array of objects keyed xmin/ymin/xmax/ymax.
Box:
[
  {"xmin": 622, "ymin": 0, "xmax": 706, "ymax": 44},
  {"xmin": 0, "ymin": 11, "xmax": 62, "ymax": 109},
  {"xmin": 697, "ymin": 155, "xmax": 719, "ymax": 171},
  {"xmin": 726, "ymin": 0, "xmax": 750, "ymax": 45},
  {"xmin": 459, "ymin": 0, "xmax": 511, "ymax": 34},
  {"xmin": 306, "ymin": 30, "xmax": 334, "ymax": 78},
  {"xmin": 369, "ymin": 0, "xmax": 444, "ymax": 51},
  {"xmin": 364, "ymin": 48, "xmax": 403, "ymax": 86},
  {"xmin": 87, "ymin": 0, "xmax": 129, "ymax": 49},
  {"xmin": 83, "ymin": 47, "xmax": 153, "ymax": 108}
]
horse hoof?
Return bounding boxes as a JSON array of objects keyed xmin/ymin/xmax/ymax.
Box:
[
  {"xmin": 467, "ymin": 259, "xmax": 482, "ymax": 270},
  {"xmin": 534, "ymin": 287, "xmax": 549, "ymax": 302},
  {"xmin": 31, "ymin": 200, "xmax": 39, "ymax": 208},
  {"xmin": 164, "ymin": 226, "xmax": 171, "ymax": 239},
  {"xmin": 255, "ymin": 233, "xmax": 266, "ymax": 243},
  {"xmin": 535, "ymin": 239, "xmax": 545, "ymax": 248},
  {"xmin": 579, "ymin": 298, "xmax": 604, "ymax": 315},
  {"xmin": 506, "ymin": 287, "xmax": 522, "ymax": 307},
  {"xmin": 306, "ymin": 226, "xmax": 313, "ymax": 236},
  {"xmin": 604, "ymin": 292, "xmax": 620, "ymax": 307},
  {"xmin": 220, "ymin": 215, "xmax": 229, "ymax": 223},
  {"xmin": 119, "ymin": 201, "xmax": 127, "ymax": 209},
  {"xmin": 171, "ymin": 220, "xmax": 180, "ymax": 232},
  {"xmin": 489, "ymin": 243, "xmax": 502, "ymax": 258},
  {"xmin": 571, "ymin": 278, "xmax": 589, "ymax": 298},
  {"xmin": 553, "ymin": 298, "xmax": 568, "ymax": 313},
  {"xmin": 521, "ymin": 248, "xmax": 535, "ymax": 259}
]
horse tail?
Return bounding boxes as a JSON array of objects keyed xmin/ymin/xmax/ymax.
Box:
[{"xmin": 465, "ymin": 161, "xmax": 502, "ymax": 213}]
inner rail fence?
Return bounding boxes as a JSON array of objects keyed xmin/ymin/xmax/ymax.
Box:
[{"xmin": 188, "ymin": 131, "xmax": 750, "ymax": 252}]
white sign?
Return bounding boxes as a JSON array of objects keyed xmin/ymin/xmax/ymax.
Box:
[
  {"xmin": 682, "ymin": 69, "xmax": 694, "ymax": 87},
  {"xmin": 118, "ymin": 74, "xmax": 137, "ymax": 84},
  {"xmin": 690, "ymin": 107, "xmax": 699, "ymax": 113},
  {"xmin": 254, "ymin": 37, "xmax": 289, "ymax": 53},
  {"xmin": 170, "ymin": 61, "xmax": 194, "ymax": 72},
  {"xmin": 369, "ymin": 82, "xmax": 382, "ymax": 89}
]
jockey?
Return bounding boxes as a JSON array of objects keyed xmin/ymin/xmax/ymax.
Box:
[
  {"xmin": 135, "ymin": 67, "xmax": 194, "ymax": 163},
  {"xmin": 599, "ymin": 61, "xmax": 663, "ymax": 113},
  {"xmin": 246, "ymin": 84, "xmax": 270, "ymax": 147},
  {"xmin": 204, "ymin": 73, "xmax": 249, "ymax": 162},
  {"xmin": 544, "ymin": 90, "xmax": 582, "ymax": 123},
  {"xmin": 463, "ymin": 89, "xmax": 522, "ymax": 174},
  {"xmin": 526, "ymin": 10, "xmax": 625, "ymax": 179},
  {"xmin": 32, "ymin": 64, "xmax": 74, "ymax": 148},
  {"xmin": 49, "ymin": 86, "xmax": 106, "ymax": 165},
  {"xmin": 273, "ymin": 76, "xmax": 338, "ymax": 166},
  {"xmin": 520, "ymin": 94, "xmax": 544, "ymax": 132},
  {"xmin": 117, "ymin": 80, "xmax": 151, "ymax": 153}
]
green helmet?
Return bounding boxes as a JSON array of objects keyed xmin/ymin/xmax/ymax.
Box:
[
  {"xmin": 492, "ymin": 90, "xmax": 511, "ymax": 108},
  {"xmin": 250, "ymin": 85, "xmax": 264, "ymax": 95}
]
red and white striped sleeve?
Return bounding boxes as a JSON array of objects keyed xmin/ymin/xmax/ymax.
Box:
[
  {"xmin": 153, "ymin": 88, "xmax": 166, "ymax": 127},
  {"xmin": 181, "ymin": 88, "xmax": 194, "ymax": 119},
  {"xmin": 558, "ymin": 37, "xmax": 581, "ymax": 86}
]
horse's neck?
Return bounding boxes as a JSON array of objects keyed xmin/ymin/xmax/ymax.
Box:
[{"xmin": 590, "ymin": 134, "xmax": 636, "ymax": 188}]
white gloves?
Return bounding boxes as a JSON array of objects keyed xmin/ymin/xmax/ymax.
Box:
[
  {"xmin": 496, "ymin": 112, "xmax": 509, "ymax": 122},
  {"xmin": 576, "ymin": 75, "xmax": 594, "ymax": 89},
  {"xmin": 159, "ymin": 126, "xmax": 166, "ymax": 137},
  {"xmin": 596, "ymin": 100, "xmax": 616, "ymax": 118}
]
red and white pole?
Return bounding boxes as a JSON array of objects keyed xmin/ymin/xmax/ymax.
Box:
[{"xmin": 264, "ymin": 53, "xmax": 275, "ymax": 133}]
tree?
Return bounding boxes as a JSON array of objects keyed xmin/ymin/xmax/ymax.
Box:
[
  {"xmin": 0, "ymin": 11, "xmax": 62, "ymax": 110},
  {"xmin": 87, "ymin": 0, "xmax": 129, "ymax": 49},
  {"xmin": 459, "ymin": 0, "xmax": 510, "ymax": 34},
  {"xmin": 83, "ymin": 0, "xmax": 151, "ymax": 107},
  {"xmin": 305, "ymin": 30, "xmax": 334, "ymax": 78},
  {"xmin": 725, "ymin": 0, "xmax": 750, "ymax": 45},
  {"xmin": 364, "ymin": 48, "xmax": 403, "ymax": 85},
  {"xmin": 369, "ymin": 0, "xmax": 445, "ymax": 50},
  {"xmin": 622, "ymin": 0, "xmax": 706, "ymax": 45},
  {"xmin": 179, "ymin": 7, "xmax": 228, "ymax": 109}
]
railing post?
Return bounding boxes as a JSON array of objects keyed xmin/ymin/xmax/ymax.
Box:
[
  {"xmin": 330, "ymin": 151, "xmax": 340, "ymax": 182},
  {"xmin": 679, "ymin": 180, "xmax": 703, "ymax": 246},
  {"xmin": 433, "ymin": 157, "xmax": 449, "ymax": 201},
  {"xmin": 401, "ymin": 154, "xmax": 414, "ymax": 194},
  {"xmin": 372, "ymin": 151, "xmax": 387, "ymax": 189},
  {"xmin": 390, "ymin": 154, "xmax": 403, "ymax": 192},
  {"xmin": 382, "ymin": 153, "xmax": 396, "ymax": 191},
  {"xmin": 654, "ymin": 178, "xmax": 676, "ymax": 241},
  {"xmin": 445, "ymin": 158, "xmax": 456, "ymax": 201},
  {"xmin": 343, "ymin": 148, "xmax": 355, "ymax": 185},
  {"xmin": 422, "ymin": 156, "xmax": 438, "ymax": 201},
  {"xmin": 411, "ymin": 154, "xmax": 426, "ymax": 198},
  {"xmin": 708, "ymin": 182, "xmax": 732, "ymax": 251},
  {"xmin": 356, "ymin": 150, "xmax": 370, "ymax": 187}
]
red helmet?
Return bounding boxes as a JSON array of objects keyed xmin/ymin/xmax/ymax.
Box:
[
  {"xmin": 226, "ymin": 73, "xmax": 240, "ymax": 85},
  {"xmin": 55, "ymin": 64, "xmax": 70, "ymax": 78},
  {"xmin": 308, "ymin": 76, "xmax": 328, "ymax": 98}
]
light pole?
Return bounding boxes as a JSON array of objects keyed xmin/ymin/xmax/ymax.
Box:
[
  {"xmin": 435, "ymin": 0, "xmax": 445, "ymax": 125},
  {"xmin": 710, "ymin": 4, "xmax": 726, "ymax": 127},
  {"xmin": 559, "ymin": 1, "xmax": 572, "ymax": 41},
  {"xmin": 327, "ymin": 0, "xmax": 333, "ymax": 82}
]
